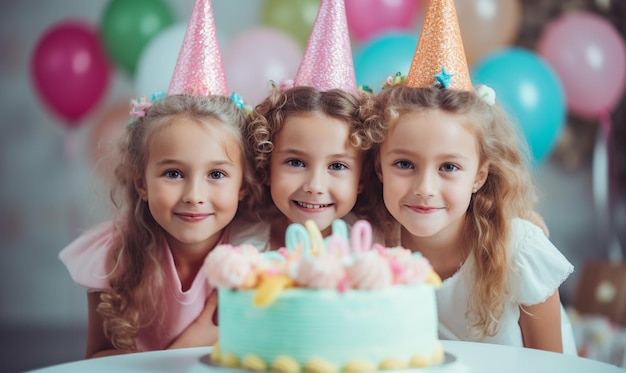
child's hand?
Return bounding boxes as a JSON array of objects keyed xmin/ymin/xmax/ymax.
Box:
[{"xmin": 168, "ymin": 291, "xmax": 219, "ymax": 349}]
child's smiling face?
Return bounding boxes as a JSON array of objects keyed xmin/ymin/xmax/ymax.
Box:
[
  {"xmin": 269, "ymin": 112, "xmax": 363, "ymax": 237},
  {"xmin": 378, "ymin": 109, "xmax": 487, "ymax": 240}
]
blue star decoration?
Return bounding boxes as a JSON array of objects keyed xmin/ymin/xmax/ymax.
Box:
[{"xmin": 434, "ymin": 67, "xmax": 454, "ymax": 88}]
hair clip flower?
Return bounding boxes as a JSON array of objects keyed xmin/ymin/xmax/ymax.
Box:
[
  {"xmin": 382, "ymin": 72, "xmax": 406, "ymax": 89},
  {"xmin": 476, "ymin": 85, "xmax": 496, "ymax": 106},
  {"xmin": 128, "ymin": 91, "xmax": 165, "ymax": 126},
  {"xmin": 358, "ymin": 85, "xmax": 373, "ymax": 93},
  {"xmin": 279, "ymin": 79, "xmax": 295, "ymax": 91},
  {"xmin": 230, "ymin": 92, "xmax": 252, "ymax": 116}
]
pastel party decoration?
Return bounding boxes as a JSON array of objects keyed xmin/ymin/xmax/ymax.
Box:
[
  {"xmin": 168, "ymin": 0, "xmax": 228, "ymax": 96},
  {"xmin": 293, "ymin": 0, "xmax": 357, "ymax": 92},
  {"xmin": 471, "ymin": 48, "xmax": 566, "ymax": 165},
  {"xmin": 261, "ymin": 0, "xmax": 320, "ymax": 47},
  {"xmin": 205, "ymin": 218, "xmax": 442, "ymax": 305},
  {"xmin": 354, "ymin": 32, "xmax": 419, "ymax": 92},
  {"xmin": 100, "ymin": 0, "xmax": 175, "ymax": 76},
  {"xmin": 135, "ymin": 22, "xmax": 187, "ymax": 97},
  {"xmin": 31, "ymin": 20, "xmax": 111, "ymax": 127},
  {"xmin": 406, "ymin": 0, "xmax": 472, "ymax": 91},
  {"xmin": 537, "ymin": 11, "xmax": 626, "ymax": 120},
  {"xmin": 351, "ymin": 220, "xmax": 373, "ymax": 254},
  {"xmin": 455, "ymin": 0, "xmax": 522, "ymax": 65},
  {"xmin": 345, "ymin": 0, "xmax": 422, "ymax": 43},
  {"xmin": 223, "ymin": 27, "xmax": 302, "ymax": 105},
  {"xmin": 285, "ymin": 223, "xmax": 311, "ymax": 253}
]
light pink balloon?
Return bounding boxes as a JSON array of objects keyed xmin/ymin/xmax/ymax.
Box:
[
  {"xmin": 346, "ymin": 0, "xmax": 422, "ymax": 43},
  {"xmin": 223, "ymin": 27, "xmax": 302, "ymax": 105},
  {"xmin": 537, "ymin": 11, "xmax": 626, "ymax": 119}
]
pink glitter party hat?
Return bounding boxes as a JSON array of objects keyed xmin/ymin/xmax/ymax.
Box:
[
  {"xmin": 293, "ymin": 0, "xmax": 356, "ymax": 92},
  {"xmin": 406, "ymin": 0, "xmax": 472, "ymax": 91},
  {"xmin": 168, "ymin": 0, "xmax": 228, "ymax": 96}
]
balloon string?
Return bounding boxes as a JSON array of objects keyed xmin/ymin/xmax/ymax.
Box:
[
  {"xmin": 64, "ymin": 128, "xmax": 82, "ymax": 236},
  {"xmin": 594, "ymin": 110, "xmax": 623, "ymax": 262}
]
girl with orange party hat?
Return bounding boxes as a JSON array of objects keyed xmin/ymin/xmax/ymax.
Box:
[
  {"xmin": 59, "ymin": 0, "xmax": 260, "ymax": 357},
  {"xmin": 230, "ymin": 0, "xmax": 384, "ymax": 250},
  {"xmin": 363, "ymin": 0, "xmax": 576, "ymax": 354}
]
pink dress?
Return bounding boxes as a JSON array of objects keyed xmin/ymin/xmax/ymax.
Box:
[{"xmin": 59, "ymin": 221, "xmax": 227, "ymax": 351}]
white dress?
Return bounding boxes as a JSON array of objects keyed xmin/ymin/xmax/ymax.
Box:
[{"xmin": 437, "ymin": 218, "xmax": 577, "ymax": 354}]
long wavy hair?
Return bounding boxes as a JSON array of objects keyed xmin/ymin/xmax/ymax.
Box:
[
  {"xmin": 98, "ymin": 94, "xmax": 260, "ymax": 350},
  {"xmin": 364, "ymin": 85, "xmax": 538, "ymax": 338},
  {"xmin": 246, "ymin": 85, "xmax": 384, "ymax": 223}
]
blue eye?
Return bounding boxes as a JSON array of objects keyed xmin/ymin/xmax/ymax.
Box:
[
  {"xmin": 393, "ymin": 160, "xmax": 413, "ymax": 169},
  {"xmin": 164, "ymin": 169, "xmax": 182, "ymax": 179},
  {"xmin": 440, "ymin": 163, "xmax": 459, "ymax": 172},
  {"xmin": 286, "ymin": 159, "xmax": 305, "ymax": 167},
  {"xmin": 209, "ymin": 170, "xmax": 226, "ymax": 179},
  {"xmin": 329, "ymin": 163, "xmax": 347, "ymax": 171}
]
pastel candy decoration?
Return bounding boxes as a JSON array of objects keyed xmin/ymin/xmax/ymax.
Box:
[
  {"xmin": 295, "ymin": 252, "xmax": 346, "ymax": 289},
  {"xmin": 285, "ymin": 223, "xmax": 310, "ymax": 253},
  {"xmin": 253, "ymin": 274, "xmax": 295, "ymax": 307},
  {"xmin": 331, "ymin": 219, "xmax": 349, "ymax": 245},
  {"xmin": 394, "ymin": 253, "xmax": 432, "ymax": 285},
  {"xmin": 305, "ymin": 220, "xmax": 325, "ymax": 255},
  {"xmin": 346, "ymin": 251, "xmax": 393, "ymax": 290},
  {"xmin": 350, "ymin": 220, "xmax": 373, "ymax": 255},
  {"xmin": 204, "ymin": 244, "xmax": 259, "ymax": 289}
]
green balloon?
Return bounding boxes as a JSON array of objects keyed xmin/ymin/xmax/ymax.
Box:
[
  {"xmin": 261, "ymin": 0, "xmax": 321, "ymax": 47},
  {"xmin": 100, "ymin": 0, "xmax": 175, "ymax": 76}
]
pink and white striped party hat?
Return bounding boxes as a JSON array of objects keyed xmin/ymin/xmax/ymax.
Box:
[
  {"xmin": 293, "ymin": 0, "xmax": 356, "ymax": 92},
  {"xmin": 168, "ymin": 0, "xmax": 228, "ymax": 96}
]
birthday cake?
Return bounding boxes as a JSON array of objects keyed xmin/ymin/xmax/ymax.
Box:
[{"xmin": 203, "ymin": 219, "xmax": 443, "ymax": 373}]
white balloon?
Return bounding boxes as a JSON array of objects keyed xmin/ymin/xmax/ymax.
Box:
[{"xmin": 134, "ymin": 22, "xmax": 187, "ymax": 97}]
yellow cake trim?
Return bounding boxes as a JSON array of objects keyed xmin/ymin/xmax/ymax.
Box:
[
  {"xmin": 220, "ymin": 353, "xmax": 240, "ymax": 368},
  {"xmin": 242, "ymin": 354, "xmax": 267, "ymax": 371},
  {"xmin": 409, "ymin": 354, "xmax": 429, "ymax": 368},
  {"xmin": 210, "ymin": 342, "xmax": 221, "ymax": 363},
  {"xmin": 272, "ymin": 356, "xmax": 301, "ymax": 373},
  {"xmin": 342, "ymin": 359, "xmax": 376, "ymax": 372},
  {"xmin": 303, "ymin": 357, "xmax": 338, "ymax": 373},
  {"xmin": 431, "ymin": 341, "xmax": 445, "ymax": 364},
  {"xmin": 379, "ymin": 358, "xmax": 408, "ymax": 371}
]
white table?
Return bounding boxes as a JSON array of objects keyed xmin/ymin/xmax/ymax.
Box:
[{"xmin": 28, "ymin": 340, "xmax": 624, "ymax": 373}]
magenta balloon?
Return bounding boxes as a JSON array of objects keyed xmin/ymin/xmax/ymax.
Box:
[
  {"xmin": 537, "ymin": 11, "xmax": 626, "ymax": 119},
  {"xmin": 346, "ymin": 0, "xmax": 421, "ymax": 42},
  {"xmin": 223, "ymin": 28, "xmax": 302, "ymax": 106},
  {"xmin": 31, "ymin": 21, "xmax": 111, "ymax": 128}
]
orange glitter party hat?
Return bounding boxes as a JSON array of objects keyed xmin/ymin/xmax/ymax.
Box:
[{"xmin": 405, "ymin": 0, "xmax": 472, "ymax": 91}]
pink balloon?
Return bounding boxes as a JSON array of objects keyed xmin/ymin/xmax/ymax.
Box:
[
  {"xmin": 346, "ymin": 0, "xmax": 421, "ymax": 42},
  {"xmin": 31, "ymin": 20, "xmax": 111, "ymax": 128},
  {"xmin": 223, "ymin": 28, "xmax": 302, "ymax": 106},
  {"xmin": 537, "ymin": 11, "xmax": 626, "ymax": 119}
]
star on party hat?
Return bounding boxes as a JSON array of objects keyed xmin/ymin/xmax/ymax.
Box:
[
  {"xmin": 405, "ymin": 0, "xmax": 472, "ymax": 91},
  {"xmin": 168, "ymin": 0, "xmax": 228, "ymax": 96},
  {"xmin": 293, "ymin": 0, "xmax": 356, "ymax": 92}
]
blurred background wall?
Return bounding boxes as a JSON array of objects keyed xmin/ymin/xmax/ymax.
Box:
[{"xmin": 0, "ymin": 0, "xmax": 624, "ymax": 371}]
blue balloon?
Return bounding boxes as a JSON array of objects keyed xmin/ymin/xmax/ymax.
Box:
[
  {"xmin": 354, "ymin": 32, "xmax": 418, "ymax": 93},
  {"xmin": 471, "ymin": 48, "xmax": 566, "ymax": 165}
]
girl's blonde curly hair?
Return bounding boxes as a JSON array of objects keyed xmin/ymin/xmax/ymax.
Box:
[
  {"xmin": 98, "ymin": 94, "xmax": 260, "ymax": 350},
  {"xmin": 246, "ymin": 85, "xmax": 384, "ymax": 223},
  {"xmin": 363, "ymin": 85, "xmax": 539, "ymax": 339}
]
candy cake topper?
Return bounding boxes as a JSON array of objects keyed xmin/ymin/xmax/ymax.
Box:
[
  {"xmin": 291, "ymin": 0, "xmax": 357, "ymax": 92},
  {"xmin": 168, "ymin": 0, "xmax": 228, "ymax": 96},
  {"xmin": 405, "ymin": 0, "xmax": 472, "ymax": 91}
]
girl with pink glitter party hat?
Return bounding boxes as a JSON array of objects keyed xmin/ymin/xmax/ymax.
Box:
[
  {"xmin": 59, "ymin": 0, "xmax": 260, "ymax": 357},
  {"xmin": 229, "ymin": 0, "xmax": 384, "ymax": 251},
  {"xmin": 363, "ymin": 0, "xmax": 576, "ymax": 354}
]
